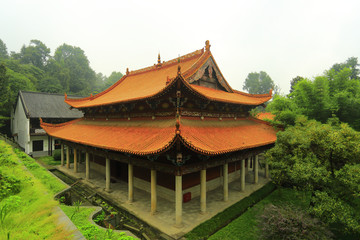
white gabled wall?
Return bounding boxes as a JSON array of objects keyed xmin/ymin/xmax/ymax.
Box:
[{"xmin": 11, "ymin": 96, "xmax": 30, "ymax": 153}]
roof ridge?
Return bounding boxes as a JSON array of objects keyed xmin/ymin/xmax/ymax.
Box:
[
  {"xmin": 20, "ymin": 90, "xmax": 82, "ymax": 98},
  {"xmin": 233, "ymin": 89, "xmax": 272, "ymax": 98},
  {"xmin": 129, "ymin": 48, "xmax": 204, "ymax": 77}
]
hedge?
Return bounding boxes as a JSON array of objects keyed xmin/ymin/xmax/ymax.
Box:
[{"xmin": 185, "ymin": 182, "xmax": 276, "ymax": 239}]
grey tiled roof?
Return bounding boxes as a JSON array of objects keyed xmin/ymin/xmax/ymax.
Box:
[{"xmin": 19, "ymin": 91, "xmax": 84, "ymax": 118}]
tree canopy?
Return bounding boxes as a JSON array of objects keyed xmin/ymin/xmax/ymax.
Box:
[
  {"xmin": 0, "ymin": 38, "xmax": 123, "ymax": 127},
  {"xmin": 243, "ymin": 71, "xmax": 278, "ymax": 94},
  {"xmin": 267, "ymin": 57, "xmax": 360, "ymax": 131},
  {"xmin": 266, "ymin": 117, "xmax": 360, "ymax": 236}
]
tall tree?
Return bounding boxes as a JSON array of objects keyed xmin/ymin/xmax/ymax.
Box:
[
  {"xmin": 289, "ymin": 76, "xmax": 304, "ymax": 93},
  {"xmin": 0, "ymin": 39, "xmax": 8, "ymax": 60},
  {"xmin": 103, "ymin": 71, "xmax": 123, "ymax": 90},
  {"xmin": 54, "ymin": 44, "xmax": 96, "ymax": 95},
  {"xmin": 243, "ymin": 71, "xmax": 276, "ymax": 94},
  {"xmin": 19, "ymin": 40, "xmax": 50, "ymax": 69}
]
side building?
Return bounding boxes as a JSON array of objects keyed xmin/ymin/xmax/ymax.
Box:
[{"xmin": 11, "ymin": 91, "xmax": 83, "ymax": 157}]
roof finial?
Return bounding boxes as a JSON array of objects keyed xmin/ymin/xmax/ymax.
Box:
[
  {"xmin": 177, "ymin": 65, "xmax": 181, "ymax": 75},
  {"xmin": 205, "ymin": 40, "xmax": 211, "ymax": 51},
  {"xmin": 158, "ymin": 53, "xmax": 161, "ymax": 64},
  {"xmin": 126, "ymin": 68, "xmax": 129, "ymax": 75}
]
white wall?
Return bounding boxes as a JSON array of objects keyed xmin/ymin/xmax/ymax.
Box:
[{"xmin": 11, "ymin": 97, "xmax": 30, "ymax": 153}]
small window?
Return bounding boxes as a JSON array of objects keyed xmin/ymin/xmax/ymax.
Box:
[{"xmin": 32, "ymin": 140, "xmax": 43, "ymax": 152}]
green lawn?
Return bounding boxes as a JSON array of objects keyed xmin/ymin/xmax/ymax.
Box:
[{"xmin": 209, "ymin": 188, "xmax": 311, "ymax": 240}]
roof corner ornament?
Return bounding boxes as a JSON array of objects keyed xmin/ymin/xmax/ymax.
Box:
[
  {"xmin": 64, "ymin": 93, "xmax": 67, "ymax": 100},
  {"xmin": 126, "ymin": 68, "xmax": 129, "ymax": 75},
  {"xmin": 205, "ymin": 40, "xmax": 211, "ymax": 52},
  {"xmin": 39, "ymin": 117, "xmax": 43, "ymax": 124},
  {"xmin": 269, "ymin": 88, "xmax": 273, "ymax": 96},
  {"xmin": 177, "ymin": 65, "xmax": 181, "ymax": 76},
  {"xmin": 166, "ymin": 76, "xmax": 171, "ymax": 85}
]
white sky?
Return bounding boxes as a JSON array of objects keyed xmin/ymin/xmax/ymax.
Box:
[{"xmin": 1, "ymin": 0, "xmax": 360, "ymax": 94}]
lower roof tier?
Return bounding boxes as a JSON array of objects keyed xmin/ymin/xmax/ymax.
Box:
[{"xmin": 41, "ymin": 116, "xmax": 277, "ymax": 156}]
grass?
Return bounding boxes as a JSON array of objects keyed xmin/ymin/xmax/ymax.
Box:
[
  {"xmin": 185, "ymin": 182, "xmax": 277, "ymax": 240},
  {"xmin": 0, "ymin": 140, "xmax": 73, "ymax": 239},
  {"xmin": 209, "ymin": 187, "xmax": 311, "ymax": 240},
  {"xmin": 37, "ymin": 155, "xmax": 62, "ymax": 166},
  {"xmin": 60, "ymin": 205, "xmax": 136, "ymax": 240},
  {"xmin": 14, "ymin": 148, "xmax": 67, "ymax": 194}
]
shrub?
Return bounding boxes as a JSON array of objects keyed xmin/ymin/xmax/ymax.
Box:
[
  {"xmin": 52, "ymin": 149, "xmax": 61, "ymax": 161},
  {"xmin": 258, "ymin": 204, "xmax": 333, "ymax": 240}
]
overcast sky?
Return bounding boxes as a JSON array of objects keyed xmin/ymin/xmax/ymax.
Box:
[{"xmin": 1, "ymin": 0, "xmax": 360, "ymax": 94}]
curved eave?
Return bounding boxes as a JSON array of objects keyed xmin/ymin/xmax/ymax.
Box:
[
  {"xmin": 180, "ymin": 136, "xmax": 275, "ymax": 156},
  {"xmin": 179, "ymin": 75, "xmax": 272, "ymax": 106},
  {"xmin": 40, "ymin": 118, "xmax": 178, "ymax": 156}
]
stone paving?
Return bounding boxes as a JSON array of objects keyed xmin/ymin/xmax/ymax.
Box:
[{"xmin": 58, "ymin": 163, "xmax": 269, "ymax": 239}]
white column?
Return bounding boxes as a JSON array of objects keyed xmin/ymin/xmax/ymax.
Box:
[
  {"xmin": 151, "ymin": 169, "xmax": 157, "ymax": 215},
  {"xmin": 128, "ymin": 164, "xmax": 134, "ymax": 202},
  {"xmin": 60, "ymin": 144, "xmax": 64, "ymax": 166},
  {"xmin": 200, "ymin": 169, "xmax": 206, "ymax": 214},
  {"xmin": 73, "ymin": 148, "xmax": 78, "ymax": 173},
  {"xmin": 265, "ymin": 159, "xmax": 269, "ymax": 179},
  {"xmin": 175, "ymin": 175, "xmax": 182, "ymax": 227},
  {"xmin": 85, "ymin": 152, "xmax": 90, "ymax": 180},
  {"xmin": 223, "ymin": 163, "xmax": 228, "ymax": 202},
  {"xmin": 105, "ymin": 158, "xmax": 111, "ymax": 192},
  {"xmin": 66, "ymin": 147, "xmax": 70, "ymax": 169},
  {"xmin": 254, "ymin": 155, "xmax": 259, "ymax": 184},
  {"xmin": 241, "ymin": 159, "xmax": 245, "ymax": 191}
]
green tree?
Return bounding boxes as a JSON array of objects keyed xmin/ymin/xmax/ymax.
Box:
[
  {"xmin": 103, "ymin": 71, "xmax": 123, "ymax": 90},
  {"xmin": 266, "ymin": 117, "xmax": 360, "ymax": 236},
  {"xmin": 19, "ymin": 40, "xmax": 50, "ymax": 69},
  {"xmin": 243, "ymin": 71, "xmax": 276, "ymax": 94},
  {"xmin": 0, "ymin": 39, "xmax": 8, "ymax": 60},
  {"xmin": 54, "ymin": 44, "xmax": 96, "ymax": 95},
  {"xmin": 289, "ymin": 76, "xmax": 304, "ymax": 93}
]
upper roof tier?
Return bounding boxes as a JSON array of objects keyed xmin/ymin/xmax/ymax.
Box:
[{"xmin": 65, "ymin": 41, "xmax": 272, "ymax": 109}]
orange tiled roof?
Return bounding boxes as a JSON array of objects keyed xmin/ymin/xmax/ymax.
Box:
[
  {"xmin": 41, "ymin": 118, "xmax": 177, "ymax": 155},
  {"xmin": 41, "ymin": 116, "xmax": 276, "ymax": 155},
  {"xmin": 179, "ymin": 117, "xmax": 277, "ymax": 154},
  {"xmin": 65, "ymin": 42, "xmax": 272, "ymax": 108},
  {"xmin": 256, "ymin": 112, "xmax": 275, "ymax": 121}
]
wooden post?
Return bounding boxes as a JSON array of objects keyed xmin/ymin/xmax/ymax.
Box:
[
  {"xmin": 73, "ymin": 148, "xmax": 78, "ymax": 173},
  {"xmin": 128, "ymin": 164, "xmax": 134, "ymax": 202},
  {"xmin": 105, "ymin": 158, "xmax": 111, "ymax": 192},
  {"xmin": 223, "ymin": 163, "xmax": 228, "ymax": 202},
  {"xmin": 60, "ymin": 144, "xmax": 64, "ymax": 166},
  {"xmin": 246, "ymin": 157, "xmax": 250, "ymax": 173},
  {"xmin": 151, "ymin": 169, "xmax": 157, "ymax": 215},
  {"xmin": 200, "ymin": 169, "xmax": 206, "ymax": 214},
  {"xmin": 241, "ymin": 159, "xmax": 245, "ymax": 191},
  {"xmin": 175, "ymin": 175, "xmax": 182, "ymax": 227},
  {"xmin": 85, "ymin": 152, "xmax": 90, "ymax": 180},
  {"xmin": 254, "ymin": 155, "xmax": 259, "ymax": 184},
  {"xmin": 66, "ymin": 147, "xmax": 70, "ymax": 169}
]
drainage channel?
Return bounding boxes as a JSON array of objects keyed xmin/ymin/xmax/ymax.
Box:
[{"xmin": 51, "ymin": 169, "xmax": 168, "ymax": 240}]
